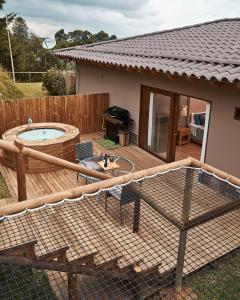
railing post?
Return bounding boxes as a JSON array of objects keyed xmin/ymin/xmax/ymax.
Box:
[
  {"xmin": 175, "ymin": 168, "xmax": 194, "ymax": 291},
  {"xmin": 68, "ymin": 273, "xmax": 78, "ymax": 300},
  {"xmin": 133, "ymin": 197, "xmax": 141, "ymax": 233},
  {"xmin": 15, "ymin": 140, "xmax": 27, "ymax": 202},
  {"xmin": 132, "ymin": 183, "xmax": 142, "ymax": 233}
]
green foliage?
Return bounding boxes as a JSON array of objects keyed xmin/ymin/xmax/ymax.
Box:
[
  {"xmin": 0, "ymin": 4, "xmax": 117, "ymax": 78},
  {"xmin": 55, "ymin": 28, "xmax": 117, "ymax": 47},
  {"xmin": 0, "ymin": 0, "xmax": 5, "ymax": 10},
  {"xmin": 42, "ymin": 69, "xmax": 66, "ymax": 96},
  {"xmin": 0, "ymin": 67, "xmax": 23, "ymax": 99},
  {"xmin": 0, "ymin": 12, "xmax": 16, "ymax": 71},
  {"xmin": 186, "ymin": 250, "xmax": 240, "ymax": 300},
  {"xmin": 0, "ymin": 264, "xmax": 57, "ymax": 299}
]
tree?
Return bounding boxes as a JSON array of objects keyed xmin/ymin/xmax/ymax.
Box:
[
  {"xmin": 68, "ymin": 29, "xmax": 93, "ymax": 46},
  {"xmin": 0, "ymin": 0, "xmax": 5, "ymax": 10},
  {"xmin": 0, "ymin": 12, "xmax": 15, "ymax": 70},
  {"xmin": 92, "ymin": 30, "xmax": 114, "ymax": 43},
  {"xmin": 0, "ymin": 1, "xmax": 117, "ymax": 78},
  {"xmin": 12, "ymin": 16, "xmax": 28, "ymax": 40},
  {"xmin": 11, "ymin": 17, "xmax": 30, "ymax": 75},
  {"xmin": 55, "ymin": 29, "xmax": 68, "ymax": 48}
]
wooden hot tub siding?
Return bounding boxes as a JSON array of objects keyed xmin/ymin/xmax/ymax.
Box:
[{"xmin": 2, "ymin": 123, "xmax": 80, "ymax": 173}]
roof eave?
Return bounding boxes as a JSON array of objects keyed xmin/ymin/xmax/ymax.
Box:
[{"xmin": 54, "ymin": 53, "xmax": 239, "ymax": 85}]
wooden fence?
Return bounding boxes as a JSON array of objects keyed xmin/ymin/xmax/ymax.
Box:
[{"xmin": 0, "ymin": 93, "xmax": 109, "ymax": 136}]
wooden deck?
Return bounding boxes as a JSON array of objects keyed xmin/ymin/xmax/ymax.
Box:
[
  {"xmin": 0, "ymin": 132, "xmax": 239, "ymax": 299},
  {"xmin": 175, "ymin": 142, "xmax": 201, "ymax": 161},
  {"xmin": 0, "ymin": 171, "xmax": 239, "ymax": 299},
  {"xmin": 0, "ymin": 132, "xmax": 163, "ymax": 207}
]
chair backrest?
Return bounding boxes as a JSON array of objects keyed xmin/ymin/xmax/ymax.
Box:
[
  {"xmin": 120, "ymin": 183, "xmax": 140, "ymax": 205},
  {"xmin": 75, "ymin": 141, "xmax": 93, "ymax": 161}
]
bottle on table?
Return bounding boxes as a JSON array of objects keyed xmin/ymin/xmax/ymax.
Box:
[{"xmin": 104, "ymin": 154, "xmax": 108, "ymax": 167}]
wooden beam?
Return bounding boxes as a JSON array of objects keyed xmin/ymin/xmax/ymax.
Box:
[
  {"xmin": 136, "ymin": 187, "xmax": 184, "ymax": 230},
  {"xmin": 0, "ymin": 240, "xmax": 37, "ymax": 256},
  {"xmin": 210, "ymin": 80, "xmax": 225, "ymax": 88},
  {"xmin": 175, "ymin": 168, "xmax": 194, "ymax": 292},
  {"xmin": 0, "ymin": 139, "xmax": 19, "ymax": 153},
  {"xmin": 0, "ymin": 158, "xmax": 192, "ymax": 217},
  {"xmin": 190, "ymin": 158, "xmax": 240, "ymax": 187},
  {"xmin": 0, "ymin": 139, "xmax": 110, "ymax": 181},
  {"xmin": 185, "ymin": 198, "xmax": 240, "ymax": 230},
  {"xmin": 181, "ymin": 168, "xmax": 194, "ymax": 223},
  {"xmin": 133, "ymin": 196, "xmax": 141, "ymax": 233},
  {"xmin": 22, "ymin": 147, "xmax": 111, "ymax": 181},
  {"xmin": 0, "ymin": 254, "xmax": 101, "ymax": 276},
  {"xmin": 38, "ymin": 246, "xmax": 69, "ymax": 262},
  {"xmin": 68, "ymin": 274, "xmax": 78, "ymax": 300},
  {"xmin": 15, "ymin": 141, "xmax": 27, "ymax": 202}
]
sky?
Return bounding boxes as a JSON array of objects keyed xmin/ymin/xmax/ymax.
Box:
[{"xmin": 2, "ymin": 0, "xmax": 240, "ymax": 38}]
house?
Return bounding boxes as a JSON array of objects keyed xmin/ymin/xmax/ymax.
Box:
[{"xmin": 54, "ymin": 18, "xmax": 240, "ymax": 177}]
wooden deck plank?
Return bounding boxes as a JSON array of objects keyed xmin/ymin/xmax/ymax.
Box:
[
  {"xmin": 0, "ymin": 131, "xmax": 239, "ymax": 290},
  {"xmin": 0, "ymin": 132, "xmax": 164, "ymax": 205}
]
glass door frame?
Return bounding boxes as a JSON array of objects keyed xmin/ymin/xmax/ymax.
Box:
[{"xmin": 138, "ymin": 85, "xmax": 179, "ymax": 162}]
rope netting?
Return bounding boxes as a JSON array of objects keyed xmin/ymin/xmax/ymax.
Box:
[{"xmin": 0, "ymin": 166, "xmax": 239, "ymax": 299}]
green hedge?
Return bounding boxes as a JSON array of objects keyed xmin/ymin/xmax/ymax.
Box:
[{"xmin": 42, "ymin": 69, "xmax": 66, "ymax": 96}]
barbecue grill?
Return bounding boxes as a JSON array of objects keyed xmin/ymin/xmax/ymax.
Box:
[{"xmin": 103, "ymin": 106, "xmax": 130, "ymax": 143}]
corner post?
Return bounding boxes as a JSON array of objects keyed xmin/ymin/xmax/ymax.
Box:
[
  {"xmin": 15, "ymin": 140, "xmax": 27, "ymax": 202},
  {"xmin": 133, "ymin": 183, "xmax": 141, "ymax": 233},
  {"xmin": 68, "ymin": 273, "xmax": 78, "ymax": 300},
  {"xmin": 175, "ymin": 167, "xmax": 194, "ymax": 291},
  {"xmin": 133, "ymin": 197, "xmax": 141, "ymax": 233}
]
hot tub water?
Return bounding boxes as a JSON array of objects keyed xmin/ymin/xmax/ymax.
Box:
[{"xmin": 18, "ymin": 128, "xmax": 65, "ymax": 141}]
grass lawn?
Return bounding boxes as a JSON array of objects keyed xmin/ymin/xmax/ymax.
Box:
[
  {"xmin": 0, "ymin": 173, "xmax": 10, "ymax": 199},
  {"xmin": 15, "ymin": 82, "xmax": 47, "ymax": 98},
  {"xmin": 185, "ymin": 249, "xmax": 240, "ymax": 300}
]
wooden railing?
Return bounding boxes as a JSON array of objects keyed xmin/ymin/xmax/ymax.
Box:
[
  {"xmin": 0, "ymin": 142, "xmax": 239, "ymax": 293},
  {"xmin": 0, "ymin": 93, "xmax": 109, "ymax": 136},
  {"xmin": 0, "ymin": 139, "xmax": 111, "ymax": 203}
]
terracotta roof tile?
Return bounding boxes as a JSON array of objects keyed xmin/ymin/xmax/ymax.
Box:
[{"xmin": 54, "ymin": 18, "xmax": 240, "ymax": 83}]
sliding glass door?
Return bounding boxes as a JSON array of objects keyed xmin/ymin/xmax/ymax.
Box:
[{"xmin": 139, "ymin": 86, "xmax": 178, "ymax": 162}]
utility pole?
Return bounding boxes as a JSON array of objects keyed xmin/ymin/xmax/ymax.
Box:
[{"xmin": 6, "ymin": 14, "xmax": 15, "ymax": 83}]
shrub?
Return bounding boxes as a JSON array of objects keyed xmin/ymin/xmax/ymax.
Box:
[
  {"xmin": 42, "ymin": 69, "xmax": 66, "ymax": 96},
  {"xmin": 0, "ymin": 67, "xmax": 24, "ymax": 100}
]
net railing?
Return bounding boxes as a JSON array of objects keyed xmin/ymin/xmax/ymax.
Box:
[{"xmin": 0, "ymin": 166, "xmax": 239, "ymax": 299}]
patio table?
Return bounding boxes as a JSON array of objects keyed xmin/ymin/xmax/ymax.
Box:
[{"xmin": 78, "ymin": 155, "xmax": 134, "ymax": 184}]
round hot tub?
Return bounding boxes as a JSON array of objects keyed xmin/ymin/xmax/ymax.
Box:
[{"xmin": 2, "ymin": 123, "xmax": 80, "ymax": 173}]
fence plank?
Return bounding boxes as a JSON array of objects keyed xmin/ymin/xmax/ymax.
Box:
[{"xmin": 0, "ymin": 93, "xmax": 109, "ymax": 137}]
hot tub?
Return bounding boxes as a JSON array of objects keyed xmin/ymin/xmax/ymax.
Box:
[{"xmin": 2, "ymin": 123, "xmax": 80, "ymax": 173}]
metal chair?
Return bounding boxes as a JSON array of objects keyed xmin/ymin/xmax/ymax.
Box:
[
  {"xmin": 76, "ymin": 141, "xmax": 94, "ymax": 181},
  {"xmin": 105, "ymin": 183, "xmax": 140, "ymax": 225},
  {"xmin": 75, "ymin": 141, "xmax": 93, "ymax": 162}
]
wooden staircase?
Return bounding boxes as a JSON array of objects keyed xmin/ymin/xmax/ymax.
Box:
[{"xmin": 0, "ymin": 200, "xmax": 176, "ymax": 299}]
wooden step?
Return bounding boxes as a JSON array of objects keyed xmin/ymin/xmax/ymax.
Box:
[
  {"xmin": 0, "ymin": 240, "xmax": 37, "ymax": 258},
  {"xmin": 57, "ymin": 203, "xmax": 117, "ymax": 265},
  {"xmin": 26, "ymin": 209, "xmax": 71, "ymax": 260},
  {"xmin": 0, "ymin": 215, "xmax": 36, "ymax": 254},
  {"xmin": 68, "ymin": 251, "xmax": 98, "ymax": 267},
  {"xmin": 38, "ymin": 245, "xmax": 69, "ymax": 262},
  {"xmin": 83, "ymin": 199, "xmax": 164, "ymax": 270},
  {"xmin": 52, "ymin": 204, "xmax": 99, "ymax": 261},
  {"xmin": 94, "ymin": 256, "xmax": 123, "ymax": 277}
]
